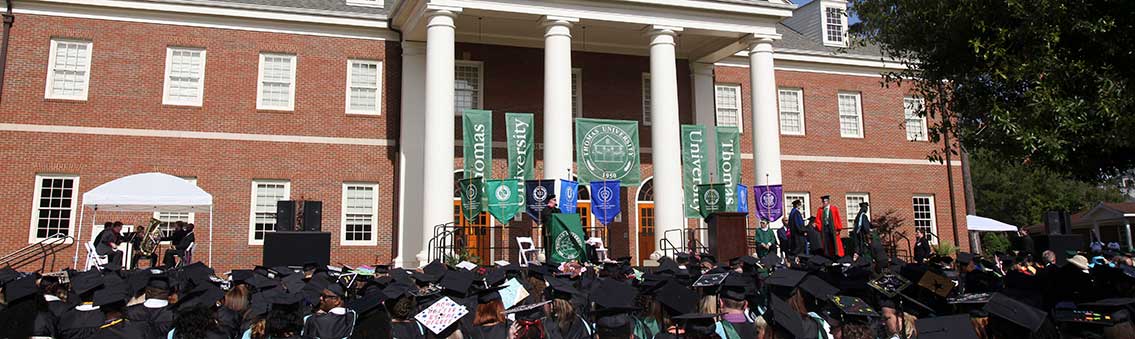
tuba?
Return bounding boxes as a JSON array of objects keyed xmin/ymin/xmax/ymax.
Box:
[{"xmin": 138, "ymin": 218, "xmax": 163, "ymax": 256}]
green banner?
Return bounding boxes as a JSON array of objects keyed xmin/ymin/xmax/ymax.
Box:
[
  {"xmin": 463, "ymin": 109, "xmax": 493, "ymax": 179},
  {"xmin": 697, "ymin": 183, "xmax": 729, "ymax": 218},
  {"xmin": 505, "ymin": 113, "xmax": 535, "ymax": 181},
  {"xmin": 681, "ymin": 125, "xmax": 709, "ymax": 218},
  {"xmin": 546, "ymin": 213, "xmax": 586, "ymax": 263},
  {"xmin": 575, "ymin": 118, "xmax": 640, "ymax": 186},
  {"xmin": 486, "ymin": 179, "xmax": 524, "ymax": 224},
  {"xmin": 458, "ymin": 177, "xmax": 484, "ymax": 223},
  {"xmin": 715, "ymin": 126, "xmax": 741, "ymax": 211}
]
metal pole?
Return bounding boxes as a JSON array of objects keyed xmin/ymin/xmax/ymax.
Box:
[{"xmin": 208, "ymin": 205, "xmax": 213, "ymax": 267}]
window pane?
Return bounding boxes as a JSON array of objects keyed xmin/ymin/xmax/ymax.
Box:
[
  {"xmin": 715, "ymin": 85, "xmax": 741, "ymax": 130},
  {"xmin": 845, "ymin": 194, "xmax": 869, "ymax": 226},
  {"xmin": 642, "ymin": 75, "xmax": 651, "ymax": 124},
  {"xmin": 252, "ymin": 182, "xmax": 288, "ymax": 240},
  {"xmin": 826, "ymin": 8, "xmax": 844, "ymax": 42},
  {"xmin": 343, "ymin": 185, "xmax": 376, "ymax": 243},
  {"xmin": 348, "ymin": 61, "xmax": 380, "ymax": 113},
  {"xmin": 779, "ymin": 89, "xmax": 804, "ymax": 134},
  {"xmin": 838, "ymin": 94, "xmax": 861, "ymax": 137},
  {"xmin": 34, "ymin": 176, "xmax": 76, "ymax": 239},
  {"xmin": 455, "ymin": 63, "xmax": 481, "ymax": 114},
  {"xmin": 259, "ymin": 55, "xmax": 294, "ymax": 109},
  {"xmin": 50, "ymin": 41, "xmax": 91, "ymax": 98}
]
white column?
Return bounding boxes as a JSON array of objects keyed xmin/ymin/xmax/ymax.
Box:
[
  {"xmin": 542, "ymin": 16, "xmax": 578, "ymax": 180},
  {"xmin": 648, "ymin": 26, "xmax": 686, "ymax": 258},
  {"xmin": 691, "ymin": 62, "xmax": 718, "ymax": 179},
  {"xmin": 748, "ymin": 37, "xmax": 784, "ymax": 227},
  {"xmin": 416, "ymin": 8, "xmax": 459, "ymax": 265},
  {"xmin": 396, "ymin": 41, "xmax": 427, "ymax": 268}
]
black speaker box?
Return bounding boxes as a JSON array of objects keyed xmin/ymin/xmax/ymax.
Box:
[
  {"xmin": 301, "ymin": 201, "xmax": 322, "ymax": 232},
  {"xmin": 275, "ymin": 200, "xmax": 297, "ymax": 231},
  {"xmin": 263, "ymin": 231, "xmax": 331, "ymax": 267},
  {"xmin": 1044, "ymin": 210, "xmax": 1072, "ymax": 235},
  {"xmin": 1032, "ymin": 234, "xmax": 1086, "ymax": 265}
]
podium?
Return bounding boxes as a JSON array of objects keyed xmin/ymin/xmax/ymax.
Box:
[{"xmin": 706, "ymin": 212, "xmax": 749, "ymax": 260}]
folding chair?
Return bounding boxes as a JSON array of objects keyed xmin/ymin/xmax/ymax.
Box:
[
  {"xmin": 516, "ymin": 237, "xmax": 537, "ymax": 266},
  {"xmin": 84, "ymin": 241, "xmax": 108, "ymax": 271}
]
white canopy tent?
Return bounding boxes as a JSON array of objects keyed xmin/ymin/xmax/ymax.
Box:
[
  {"xmin": 966, "ymin": 215, "xmax": 1018, "ymax": 232},
  {"xmin": 75, "ymin": 172, "xmax": 214, "ymax": 268}
]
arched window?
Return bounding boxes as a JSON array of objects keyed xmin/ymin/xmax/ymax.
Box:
[
  {"xmin": 635, "ymin": 177, "xmax": 655, "ymax": 264},
  {"xmin": 637, "ymin": 177, "xmax": 654, "ymax": 202}
]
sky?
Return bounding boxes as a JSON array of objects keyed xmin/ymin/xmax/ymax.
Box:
[{"xmin": 791, "ymin": 0, "xmax": 862, "ymax": 25}]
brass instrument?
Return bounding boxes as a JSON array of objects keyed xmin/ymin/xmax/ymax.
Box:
[{"xmin": 138, "ymin": 218, "xmax": 163, "ymax": 256}]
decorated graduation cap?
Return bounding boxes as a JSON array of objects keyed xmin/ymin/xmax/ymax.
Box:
[
  {"xmin": 1057, "ymin": 298, "xmax": 1135, "ymax": 326},
  {"xmin": 915, "ymin": 314, "xmax": 981, "ymax": 339},
  {"xmin": 504, "ymin": 300, "xmax": 550, "ymax": 321},
  {"xmin": 830, "ymin": 295, "xmax": 880, "ymax": 321},
  {"xmin": 984, "ymin": 293, "xmax": 1048, "ymax": 333}
]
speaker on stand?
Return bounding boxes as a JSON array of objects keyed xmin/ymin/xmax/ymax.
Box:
[{"xmin": 276, "ymin": 200, "xmax": 297, "ymax": 231}]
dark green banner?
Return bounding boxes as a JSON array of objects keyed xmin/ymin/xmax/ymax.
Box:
[
  {"xmin": 697, "ymin": 183, "xmax": 729, "ymax": 219},
  {"xmin": 546, "ymin": 213, "xmax": 585, "ymax": 264},
  {"xmin": 463, "ymin": 109, "xmax": 493, "ymax": 179},
  {"xmin": 458, "ymin": 177, "xmax": 484, "ymax": 223},
  {"xmin": 575, "ymin": 118, "xmax": 640, "ymax": 186},
  {"xmin": 486, "ymin": 179, "xmax": 524, "ymax": 224},
  {"xmin": 505, "ymin": 113, "xmax": 534, "ymax": 181},
  {"xmin": 681, "ymin": 125, "xmax": 709, "ymax": 218},
  {"xmin": 715, "ymin": 126, "xmax": 741, "ymax": 211}
]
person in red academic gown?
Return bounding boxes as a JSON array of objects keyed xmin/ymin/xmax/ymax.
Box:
[{"xmin": 815, "ymin": 195, "xmax": 845, "ymax": 258}]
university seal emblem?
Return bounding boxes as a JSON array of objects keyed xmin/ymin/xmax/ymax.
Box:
[
  {"xmin": 704, "ymin": 189, "xmax": 721, "ymax": 207},
  {"xmin": 554, "ymin": 230, "xmax": 583, "ymax": 259},
  {"xmin": 580, "ymin": 124, "xmax": 635, "ymax": 180},
  {"xmin": 533, "ymin": 186, "xmax": 548, "ymax": 202},
  {"xmin": 495, "ymin": 184, "xmax": 511, "ymax": 201}
]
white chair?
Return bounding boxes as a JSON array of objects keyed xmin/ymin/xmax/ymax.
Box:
[
  {"xmin": 587, "ymin": 237, "xmax": 610, "ymax": 262},
  {"xmin": 176, "ymin": 242, "xmax": 196, "ymax": 268},
  {"xmin": 84, "ymin": 241, "xmax": 108, "ymax": 271},
  {"xmin": 516, "ymin": 237, "xmax": 537, "ymax": 266}
]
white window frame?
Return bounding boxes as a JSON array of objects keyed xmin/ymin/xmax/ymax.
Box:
[
  {"xmin": 256, "ymin": 53, "xmax": 297, "ymax": 111},
  {"xmin": 822, "ymin": 6, "xmax": 848, "ymax": 47},
  {"xmin": 904, "ymin": 96, "xmax": 928, "ymax": 141},
  {"xmin": 341, "ymin": 182, "xmax": 379, "ymax": 246},
  {"xmin": 784, "ymin": 192, "xmax": 811, "ymax": 219},
  {"xmin": 248, "ymin": 180, "xmax": 291, "ymax": 245},
  {"xmin": 642, "ymin": 73, "xmax": 652, "ymax": 126},
  {"xmin": 454, "ymin": 60, "xmax": 484, "ymax": 115},
  {"xmin": 572, "ymin": 68, "xmax": 583, "ymax": 118},
  {"xmin": 44, "ymin": 39, "xmax": 93, "ymax": 101},
  {"xmin": 29, "ymin": 174, "xmax": 79, "ymax": 243},
  {"xmin": 345, "ymin": 0, "xmax": 383, "ymax": 8},
  {"xmin": 778, "ymin": 88, "xmax": 805, "ymax": 135},
  {"xmin": 161, "ymin": 47, "xmax": 207, "ymax": 106},
  {"xmin": 345, "ymin": 59, "xmax": 383, "ymax": 115},
  {"xmin": 913, "ymin": 194, "xmax": 938, "ymax": 243},
  {"xmin": 153, "ymin": 177, "xmax": 198, "ymax": 241},
  {"xmin": 838, "ymin": 92, "xmax": 864, "ymax": 138},
  {"xmin": 714, "ymin": 83, "xmax": 743, "ymax": 133},
  {"xmin": 844, "ymin": 193, "xmax": 870, "ymax": 226}
]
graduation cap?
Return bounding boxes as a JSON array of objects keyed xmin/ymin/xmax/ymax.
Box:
[
  {"xmin": 672, "ymin": 313, "xmax": 721, "ymax": 337},
  {"xmin": 591, "ymin": 279, "xmax": 638, "ymax": 311},
  {"xmin": 544, "ymin": 277, "xmax": 580, "ymax": 300},
  {"xmin": 382, "ymin": 281, "xmax": 416, "ymax": 300},
  {"xmin": 92, "ymin": 283, "xmax": 129, "ymax": 307},
  {"xmin": 271, "ymin": 265, "xmax": 296, "ymax": 277},
  {"xmin": 178, "ymin": 284, "xmax": 225, "ymax": 309},
  {"xmin": 984, "ymin": 293, "xmax": 1048, "ymax": 333},
  {"xmin": 915, "ymin": 314, "xmax": 980, "ymax": 339},
  {"xmin": 654, "ymin": 281, "xmax": 699, "ymax": 315},
  {"xmin": 419, "ymin": 260, "xmax": 447, "ymax": 282},
  {"xmin": 71, "ymin": 270, "xmax": 104, "ymax": 295},
  {"xmin": 830, "ymin": 295, "xmax": 880, "ymax": 318},
  {"xmin": 806, "ymin": 255, "xmax": 833, "ymax": 269},
  {"xmin": 474, "ymin": 285, "xmax": 506, "ymax": 303},
  {"xmin": 503, "ymin": 300, "xmax": 550, "ymax": 321},
  {"xmin": 691, "ymin": 272, "xmax": 729, "ymax": 287},
  {"xmin": 820, "ymin": 195, "xmax": 831, "ymax": 200},
  {"xmin": 229, "ymin": 270, "xmax": 254, "ymax": 284},
  {"xmin": 1055, "ymin": 298, "xmax": 1134, "ymax": 326},
  {"xmin": 3, "ymin": 275, "xmax": 40, "ymax": 303},
  {"xmin": 766, "ymin": 269, "xmax": 807, "ymax": 288},
  {"xmin": 720, "ymin": 274, "xmax": 752, "ymax": 301},
  {"xmin": 760, "ymin": 253, "xmax": 782, "ymax": 268},
  {"xmin": 440, "ymin": 270, "xmax": 473, "ymax": 296},
  {"xmin": 956, "ymin": 252, "xmax": 974, "ymax": 265},
  {"xmin": 347, "ymin": 293, "xmax": 384, "ymax": 315},
  {"xmin": 917, "ymin": 271, "xmax": 954, "ymax": 298},
  {"xmin": 768, "ymin": 296, "xmax": 806, "ymax": 338},
  {"xmin": 0, "ymin": 268, "xmax": 18, "ymax": 284},
  {"xmin": 800, "ymin": 275, "xmax": 839, "ymax": 300},
  {"xmin": 247, "ymin": 274, "xmax": 279, "ymax": 291},
  {"xmin": 271, "ymin": 290, "xmax": 306, "ymax": 306},
  {"xmin": 733, "ymin": 255, "xmax": 759, "ymax": 267},
  {"xmin": 325, "ymin": 283, "xmax": 347, "ymax": 298},
  {"xmin": 656, "ymin": 257, "xmax": 680, "ymax": 274}
]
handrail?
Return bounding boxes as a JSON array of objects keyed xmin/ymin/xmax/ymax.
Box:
[{"xmin": 0, "ymin": 233, "xmax": 72, "ymax": 272}]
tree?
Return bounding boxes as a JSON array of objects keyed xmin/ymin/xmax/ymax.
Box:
[
  {"xmin": 850, "ymin": 0, "xmax": 1135, "ymax": 180},
  {"xmin": 970, "ymin": 150, "xmax": 1125, "ymax": 227}
]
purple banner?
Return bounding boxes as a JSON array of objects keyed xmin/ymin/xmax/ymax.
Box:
[{"xmin": 754, "ymin": 184, "xmax": 784, "ymax": 222}]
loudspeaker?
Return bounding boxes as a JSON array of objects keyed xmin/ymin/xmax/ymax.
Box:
[
  {"xmin": 300, "ymin": 201, "xmax": 322, "ymax": 232},
  {"xmin": 1031, "ymin": 234, "xmax": 1086, "ymax": 265},
  {"xmin": 1044, "ymin": 211, "xmax": 1072, "ymax": 235},
  {"xmin": 263, "ymin": 231, "xmax": 331, "ymax": 267},
  {"xmin": 275, "ymin": 200, "xmax": 297, "ymax": 231}
]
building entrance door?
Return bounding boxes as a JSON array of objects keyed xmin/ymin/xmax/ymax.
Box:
[{"xmin": 453, "ymin": 202, "xmax": 490, "ymax": 264}]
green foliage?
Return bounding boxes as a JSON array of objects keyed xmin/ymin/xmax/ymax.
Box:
[
  {"xmin": 443, "ymin": 248, "xmax": 480, "ymax": 267},
  {"xmin": 981, "ymin": 232, "xmax": 1012, "ymax": 254},
  {"xmin": 871, "ymin": 209, "xmax": 910, "ymax": 257},
  {"xmin": 971, "ymin": 149, "xmax": 1125, "ymax": 227},
  {"xmin": 850, "ymin": 0, "xmax": 1135, "ymax": 179},
  {"xmin": 934, "ymin": 241, "xmax": 958, "ymax": 257}
]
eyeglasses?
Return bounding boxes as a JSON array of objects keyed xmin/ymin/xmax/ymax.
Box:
[{"xmin": 319, "ymin": 294, "xmax": 340, "ymax": 299}]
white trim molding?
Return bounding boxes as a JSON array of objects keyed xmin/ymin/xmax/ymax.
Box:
[
  {"xmin": 345, "ymin": 59, "xmax": 384, "ymax": 115},
  {"xmin": 248, "ymin": 179, "xmax": 290, "ymax": 246},
  {"xmin": 341, "ymin": 182, "xmax": 380, "ymax": 246},
  {"xmin": 779, "ymin": 154, "xmax": 963, "ymax": 166},
  {"xmin": 162, "ymin": 47, "xmax": 207, "ymax": 106},
  {"xmin": 0, "ymin": 123, "xmax": 396, "ymax": 147},
  {"xmin": 29, "ymin": 174, "xmax": 80, "ymax": 243}
]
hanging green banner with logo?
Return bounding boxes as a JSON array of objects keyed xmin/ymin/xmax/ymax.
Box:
[
  {"xmin": 715, "ymin": 126, "xmax": 741, "ymax": 211},
  {"xmin": 681, "ymin": 125, "xmax": 709, "ymax": 218},
  {"xmin": 575, "ymin": 118, "xmax": 640, "ymax": 186},
  {"xmin": 505, "ymin": 113, "xmax": 534, "ymax": 181},
  {"xmin": 697, "ymin": 183, "xmax": 729, "ymax": 219},
  {"xmin": 463, "ymin": 109, "xmax": 493, "ymax": 179},
  {"xmin": 486, "ymin": 179, "xmax": 525, "ymax": 224},
  {"xmin": 458, "ymin": 177, "xmax": 484, "ymax": 223},
  {"xmin": 546, "ymin": 213, "xmax": 586, "ymax": 264}
]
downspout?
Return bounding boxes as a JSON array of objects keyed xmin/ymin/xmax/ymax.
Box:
[
  {"xmin": 389, "ymin": 24, "xmax": 403, "ymax": 263},
  {"xmin": 0, "ymin": 0, "xmax": 14, "ymax": 103}
]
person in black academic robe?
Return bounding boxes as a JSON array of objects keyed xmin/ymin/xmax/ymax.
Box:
[
  {"xmin": 787, "ymin": 201, "xmax": 808, "ymax": 255},
  {"xmin": 303, "ymin": 286, "xmax": 356, "ymax": 339},
  {"xmin": 124, "ymin": 287, "xmax": 175, "ymax": 336},
  {"xmin": 0, "ymin": 276, "xmax": 58, "ymax": 339},
  {"xmin": 913, "ymin": 230, "xmax": 932, "ymax": 263},
  {"xmin": 88, "ymin": 288, "xmax": 157, "ymax": 339},
  {"xmin": 58, "ymin": 300, "xmax": 106, "ymax": 339}
]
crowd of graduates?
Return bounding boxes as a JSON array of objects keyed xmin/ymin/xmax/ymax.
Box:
[{"xmin": 2, "ymin": 237, "xmax": 1135, "ymax": 339}]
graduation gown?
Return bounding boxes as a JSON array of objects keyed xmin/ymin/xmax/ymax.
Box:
[
  {"xmin": 88, "ymin": 319, "xmax": 156, "ymax": 339},
  {"xmin": 815, "ymin": 206, "xmax": 845, "ymax": 257},
  {"xmin": 468, "ymin": 322, "xmax": 510, "ymax": 339},
  {"xmin": 58, "ymin": 305, "xmax": 107, "ymax": 339},
  {"xmin": 302, "ymin": 308, "xmax": 357, "ymax": 339},
  {"xmin": 47, "ymin": 295, "xmax": 72, "ymax": 317},
  {"xmin": 390, "ymin": 321, "xmax": 427, "ymax": 339},
  {"xmin": 787, "ymin": 207, "xmax": 808, "ymax": 255},
  {"xmin": 124, "ymin": 300, "xmax": 175, "ymax": 335},
  {"xmin": 543, "ymin": 315, "xmax": 592, "ymax": 339},
  {"xmin": 168, "ymin": 327, "xmax": 232, "ymax": 339}
]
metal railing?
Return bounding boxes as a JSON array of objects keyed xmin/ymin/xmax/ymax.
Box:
[
  {"xmin": 426, "ymin": 221, "xmax": 610, "ymax": 265},
  {"xmin": 658, "ymin": 228, "xmax": 710, "ymax": 258},
  {"xmin": 0, "ymin": 233, "xmax": 73, "ymax": 272}
]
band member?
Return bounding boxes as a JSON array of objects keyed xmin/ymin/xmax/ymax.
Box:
[
  {"xmin": 173, "ymin": 224, "xmax": 196, "ymax": 266},
  {"xmin": 128, "ymin": 224, "xmax": 158, "ymax": 269},
  {"xmin": 787, "ymin": 200, "xmax": 809, "ymax": 255},
  {"xmin": 851, "ymin": 202, "xmax": 872, "ymax": 258},
  {"xmin": 94, "ymin": 221, "xmax": 125, "ymax": 268},
  {"xmin": 162, "ymin": 222, "xmax": 189, "ymax": 268},
  {"xmin": 815, "ymin": 196, "xmax": 845, "ymax": 258}
]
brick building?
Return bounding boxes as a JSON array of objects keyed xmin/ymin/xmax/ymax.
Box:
[{"xmin": 0, "ymin": 0, "xmax": 967, "ymax": 272}]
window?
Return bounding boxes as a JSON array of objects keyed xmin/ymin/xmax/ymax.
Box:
[
  {"xmin": 346, "ymin": 59, "xmax": 382, "ymax": 115},
  {"xmin": 715, "ymin": 84, "xmax": 743, "ymax": 132},
  {"xmin": 45, "ymin": 39, "xmax": 93, "ymax": 100},
  {"xmin": 784, "ymin": 192, "xmax": 810, "ymax": 218},
  {"xmin": 342, "ymin": 183, "xmax": 378, "ymax": 245},
  {"xmin": 162, "ymin": 47, "xmax": 206, "ymax": 106},
  {"xmin": 572, "ymin": 68, "xmax": 583, "ymax": 118},
  {"xmin": 154, "ymin": 177, "xmax": 198, "ymax": 238},
  {"xmin": 844, "ymin": 193, "xmax": 870, "ymax": 226},
  {"xmin": 345, "ymin": 0, "xmax": 383, "ymax": 7},
  {"xmin": 455, "ymin": 61, "xmax": 483, "ymax": 115},
  {"xmin": 838, "ymin": 92, "xmax": 863, "ymax": 138},
  {"xmin": 256, "ymin": 53, "xmax": 296, "ymax": 110},
  {"xmin": 904, "ymin": 97, "xmax": 928, "ymax": 141},
  {"xmin": 30, "ymin": 175, "xmax": 79, "ymax": 242},
  {"xmin": 779, "ymin": 88, "xmax": 805, "ymax": 135},
  {"xmin": 824, "ymin": 7, "xmax": 846, "ymax": 46},
  {"xmin": 642, "ymin": 73, "xmax": 652, "ymax": 125},
  {"xmin": 249, "ymin": 180, "xmax": 290, "ymax": 244},
  {"xmin": 913, "ymin": 195, "xmax": 937, "ymax": 240}
]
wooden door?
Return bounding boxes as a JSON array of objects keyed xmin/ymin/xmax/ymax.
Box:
[
  {"xmin": 452, "ymin": 202, "xmax": 490, "ymax": 264},
  {"xmin": 638, "ymin": 203, "xmax": 655, "ymax": 265}
]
